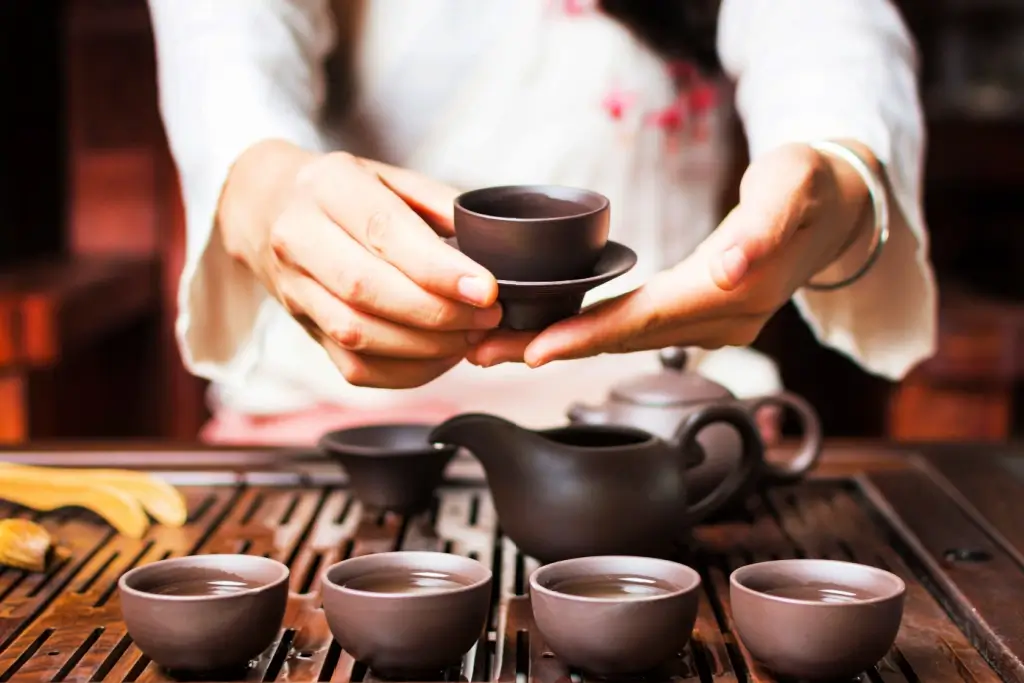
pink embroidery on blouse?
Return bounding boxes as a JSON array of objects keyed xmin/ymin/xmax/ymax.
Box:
[
  {"xmin": 644, "ymin": 59, "xmax": 721, "ymax": 148},
  {"xmin": 688, "ymin": 82, "xmax": 718, "ymax": 115},
  {"xmin": 602, "ymin": 88, "xmax": 638, "ymax": 121},
  {"xmin": 645, "ymin": 97, "xmax": 689, "ymax": 133},
  {"xmin": 558, "ymin": 0, "xmax": 596, "ymax": 15}
]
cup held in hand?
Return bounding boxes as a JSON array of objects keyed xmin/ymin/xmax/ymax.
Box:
[{"xmin": 454, "ymin": 185, "xmax": 610, "ymax": 282}]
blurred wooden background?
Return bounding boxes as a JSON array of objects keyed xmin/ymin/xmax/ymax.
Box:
[{"xmin": 2, "ymin": 0, "xmax": 1023, "ymax": 444}]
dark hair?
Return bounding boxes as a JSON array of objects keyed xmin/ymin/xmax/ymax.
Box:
[{"xmin": 598, "ymin": 0, "xmax": 722, "ymax": 74}]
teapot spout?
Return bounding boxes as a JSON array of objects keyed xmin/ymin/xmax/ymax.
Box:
[{"xmin": 428, "ymin": 413, "xmax": 532, "ymax": 471}]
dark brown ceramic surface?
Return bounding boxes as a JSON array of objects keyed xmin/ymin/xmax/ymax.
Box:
[
  {"xmin": 730, "ymin": 559, "xmax": 905, "ymax": 680},
  {"xmin": 568, "ymin": 347, "xmax": 823, "ymax": 515},
  {"xmin": 321, "ymin": 551, "xmax": 492, "ymax": 677},
  {"xmin": 318, "ymin": 424, "xmax": 457, "ymax": 513},
  {"xmin": 118, "ymin": 554, "xmax": 289, "ymax": 672},
  {"xmin": 444, "ymin": 237, "xmax": 636, "ymax": 330},
  {"xmin": 530, "ymin": 556, "xmax": 701, "ymax": 677},
  {"xmin": 428, "ymin": 411, "xmax": 764, "ymax": 562},
  {"xmin": 453, "ymin": 184, "xmax": 610, "ymax": 282}
]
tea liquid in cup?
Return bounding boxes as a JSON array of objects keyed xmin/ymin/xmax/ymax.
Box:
[
  {"xmin": 549, "ymin": 573, "xmax": 680, "ymax": 599},
  {"xmin": 341, "ymin": 568, "xmax": 473, "ymax": 595},
  {"xmin": 730, "ymin": 559, "xmax": 905, "ymax": 680},
  {"xmin": 530, "ymin": 555, "xmax": 701, "ymax": 677},
  {"xmin": 321, "ymin": 551, "xmax": 492, "ymax": 677},
  {"xmin": 118, "ymin": 554, "xmax": 290, "ymax": 672}
]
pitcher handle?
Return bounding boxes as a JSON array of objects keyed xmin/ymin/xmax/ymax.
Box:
[
  {"xmin": 676, "ymin": 404, "xmax": 764, "ymax": 526},
  {"xmin": 742, "ymin": 391, "xmax": 823, "ymax": 485}
]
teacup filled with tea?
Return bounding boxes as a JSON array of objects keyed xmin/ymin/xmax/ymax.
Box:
[
  {"xmin": 320, "ymin": 550, "xmax": 492, "ymax": 677},
  {"xmin": 118, "ymin": 554, "xmax": 290, "ymax": 673},
  {"xmin": 529, "ymin": 555, "xmax": 701, "ymax": 677},
  {"xmin": 730, "ymin": 558, "xmax": 905, "ymax": 680}
]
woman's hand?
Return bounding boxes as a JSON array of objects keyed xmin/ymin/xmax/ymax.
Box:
[
  {"xmin": 467, "ymin": 141, "xmax": 879, "ymax": 368},
  {"xmin": 218, "ymin": 140, "xmax": 502, "ymax": 389}
]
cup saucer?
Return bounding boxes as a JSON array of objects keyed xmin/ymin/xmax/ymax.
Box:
[{"xmin": 443, "ymin": 237, "xmax": 637, "ymax": 330}]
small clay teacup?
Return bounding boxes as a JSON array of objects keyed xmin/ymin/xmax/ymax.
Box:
[
  {"xmin": 321, "ymin": 551, "xmax": 492, "ymax": 677},
  {"xmin": 530, "ymin": 556, "xmax": 701, "ymax": 677},
  {"xmin": 319, "ymin": 424, "xmax": 458, "ymax": 513},
  {"xmin": 454, "ymin": 184, "xmax": 610, "ymax": 281},
  {"xmin": 118, "ymin": 554, "xmax": 290, "ymax": 672},
  {"xmin": 730, "ymin": 559, "xmax": 906, "ymax": 680}
]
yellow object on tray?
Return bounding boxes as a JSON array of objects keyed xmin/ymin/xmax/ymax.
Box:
[
  {"xmin": 0, "ymin": 519, "xmax": 54, "ymax": 572},
  {"xmin": 0, "ymin": 463, "xmax": 188, "ymax": 539}
]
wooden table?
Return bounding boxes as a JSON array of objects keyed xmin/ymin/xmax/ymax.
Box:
[{"xmin": 0, "ymin": 441, "xmax": 1019, "ymax": 682}]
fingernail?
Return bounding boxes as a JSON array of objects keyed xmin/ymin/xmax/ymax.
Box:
[
  {"xmin": 469, "ymin": 354, "xmax": 495, "ymax": 368},
  {"xmin": 465, "ymin": 330, "xmax": 487, "ymax": 344},
  {"xmin": 458, "ymin": 276, "xmax": 492, "ymax": 306},
  {"xmin": 720, "ymin": 246, "xmax": 748, "ymax": 285}
]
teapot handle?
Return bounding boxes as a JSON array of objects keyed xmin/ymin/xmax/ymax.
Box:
[
  {"xmin": 741, "ymin": 391, "xmax": 823, "ymax": 484},
  {"xmin": 675, "ymin": 404, "xmax": 764, "ymax": 525}
]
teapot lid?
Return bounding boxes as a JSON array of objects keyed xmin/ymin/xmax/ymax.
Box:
[{"xmin": 610, "ymin": 348, "xmax": 732, "ymax": 407}]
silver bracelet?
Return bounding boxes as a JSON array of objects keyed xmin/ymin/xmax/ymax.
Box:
[{"xmin": 804, "ymin": 140, "xmax": 890, "ymax": 292}]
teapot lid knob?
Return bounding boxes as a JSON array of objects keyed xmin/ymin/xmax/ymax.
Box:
[{"xmin": 659, "ymin": 347, "xmax": 688, "ymax": 371}]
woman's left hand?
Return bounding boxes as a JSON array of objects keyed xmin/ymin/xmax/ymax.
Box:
[{"xmin": 467, "ymin": 141, "xmax": 879, "ymax": 368}]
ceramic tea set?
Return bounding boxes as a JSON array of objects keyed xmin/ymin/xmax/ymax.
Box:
[
  {"xmin": 118, "ymin": 551, "xmax": 905, "ymax": 680},
  {"xmin": 450, "ymin": 184, "xmax": 637, "ymax": 330},
  {"xmin": 116, "ymin": 186, "xmax": 904, "ymax": 680}
]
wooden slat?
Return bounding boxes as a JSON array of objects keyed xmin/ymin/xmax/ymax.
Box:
[
  {"xmin": 0, "ymin": 487, "xmax": 237, "ymax": 681},
  {"xmin": 0, "ymin": 452, "xmax": 1007, "ymax": 682},
  {"xmin": 769, "ymin": 484, "xmax": 1000, "ymax": 683},
  {"xmin": 921, "ymin": 447, "xmax": 1024, "ymax": 567},
  {"xmin": 862, "ymin": 467, "xmax": 1024, "ymax": 679}
]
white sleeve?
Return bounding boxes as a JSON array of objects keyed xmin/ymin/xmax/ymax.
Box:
[
  {"xmin": 148, "ymin": 0, "xmax": 337, "ymax": 385},
  {"xmin": 717, "ymin": 0, "xmax": 937, "ymax": 381}
]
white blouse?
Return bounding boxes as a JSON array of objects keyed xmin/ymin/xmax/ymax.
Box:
[{"xmin": 147, "ymin": 0, "xmax": 936, "ymax": 427}]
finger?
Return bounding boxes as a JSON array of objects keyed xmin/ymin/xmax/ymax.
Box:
[
  {"xmin": 465, "ymin": 331, "xmax": 538, "ymax": 367},
  {"xmin": 521, "ymin": 258, "xmax": 773, "ymax": 366},
  {"xmin": 713, "ymin": 147, "xmax": 825, "ymax": 290},
  {"xmin": 274, "ymin": 204, "xmax": 502, "ymax": 331},
  {"xmin": 357, "ymin": 158, "xmax": 459, "ymax": 236},
  {"xmin": 709, "ymin": 202, "xmax": 827, "ymax": 296},
  {"xmin": 512, "ymin": 272, "xmax": 684, "ymax": 366},
  {"xmin": 321, "ymin": 337, "xmax": 465, "ymax": 389},
  {"xmin": 706, "ymin": 207, "xmax": 752, "ymax": 292},
  {"xmin": 301, "ymin": 153, "xmax": 498, "ymax": 306},
  {"xmin": 282, "ymin": 274, "xmax": 485, "ymax": 359},
  {"xmin": 523, "ymin": 296, "xmax": 766, "ymax": 366}
]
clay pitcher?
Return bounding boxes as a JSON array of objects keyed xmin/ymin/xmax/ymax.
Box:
[
  {"xmin": 567, "ymin": 347, "xmax": 823, "ymax": 517},
  {"xmin": 427, "ymin": 408, "xmax": 763, "ymax": 563}
]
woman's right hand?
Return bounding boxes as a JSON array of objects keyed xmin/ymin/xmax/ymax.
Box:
[{"xmin": 218, "ymin": 140, "xmax": 502, "ymax": 389}]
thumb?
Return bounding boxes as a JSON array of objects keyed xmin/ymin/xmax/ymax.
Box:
[{"xmin": 708, "ymin": 193, "xmax": 806, "ymax": 291}]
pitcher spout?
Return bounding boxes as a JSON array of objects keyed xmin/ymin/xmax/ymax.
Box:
[{"xmin": 428, "ymin": 413, "xmax": 537, "ymax": 472}]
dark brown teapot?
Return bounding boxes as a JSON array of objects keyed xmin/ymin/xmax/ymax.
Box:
[
  {"xmin": 428, "ymin": 408, "xmax": 764, "ymax": 563},
  {"xmin": 567, "ymin": 348, "xmax": 822, "ymax": 514}
]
